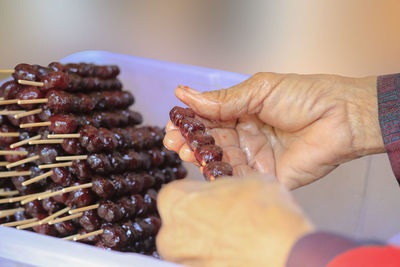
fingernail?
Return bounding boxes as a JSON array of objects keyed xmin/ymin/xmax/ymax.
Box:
[{"xmin": 176, "ymin": 86, "xmax": 200, "ymax": 95}]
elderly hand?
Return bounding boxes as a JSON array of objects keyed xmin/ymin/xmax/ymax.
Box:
[
  {"xmin": 164, "ymin": 73, "xmax": 384, "ymax": 189},
  {"xmin": 157, "ymin": 174, "xmax": 313, "ymax": 266}
]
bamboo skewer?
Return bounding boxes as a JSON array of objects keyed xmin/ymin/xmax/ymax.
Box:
[
  {"xmin": 38, "ymin": 183, "xmax": 92, "ymax": 200},
  {"xmin": 72, "ymin": 229, "xmax": 104, "ymax": 242},
  {"xmin": 0, "ymin": 161, "xmax": 9, "ymax": 166},
  {"xmin": 56, "ymin": 155, "xmax": 87, "ymax": 161},
  {"xmin": 0, "ymin": 69, "xmax": 14, "ymax": 74},
  {"xmin": 17, "ymin": 80, "xmax": 44, "ymax": 87},
  {"xmin": 29, "ymin": 139, "xmax": 64, "ymax": 145},
  {"xmin": 0, "ymin": 150, "xmax": 28, "ymax": 156},
  {"xmin": 0, "ymin": 190, "xmax": 50, "ymax": 204},
  {"xmin": 17, "ymin": 207, "xmax": 71, "ymax": 229},
  {"xmin": 1, "ymin": 218, "xmax": 38, "ymax": 227},
  {"xmin": 69, "ymin": 204, "xmax": 99, "ymax": 214},
  {"xmin": 38, "ymin": 161, "xmax": 72, "ymax": 169},
  {"xmin": 14, "ymin": 108, "xmax": 42, "ymax": 119},
  {"xmin": 0, "ymin": 99, "xmax": 18, "ymax": 105},
  {"xmin": 0, "ymin": 207, "xmax": 24, "ymax": 215},
  {"xmin": 0, "ymin": 110, "xmax": 24, "ymax": 115},
  {"xmin": 0, "ymin": 132, "xmax": 19, "ymax": 137},
  {"xmin": 21, "ymin": 170, "xmax": 53, "ymax": 186},
  {"xmin": 0, "ymin": 190, "xmax": 19, "ymax": 197},
  {"xmin": 18, "ymin": 98, "xmax": 48, "ymax": 105},
  {"xmin": 62, "ymin": 234, "xmax": 80, "ymax": 241},
  {"xmin": 20, "ymin": 190, "xmax": 51, "ymax": 205},
  {"xmin": 10, "ymin": 134, "xmax": 41, "ymax": 148},
  {"xmin": 6, "ymin": 155, "xmax": 39, "ymax": 168},
  {"xmin": 49, "ymin": 212, "xmax": 83, "ymax": 225},
  {"xmin": 47, "ymin": 133, "xmax": 80, "ymax": 139},
  {"xmin": 19, "ymin": 121, "xmax": 51, "ymax": 128},
  {"xmin": 0, "ymin": 171, "xmax": 31, "ymax": 178}
]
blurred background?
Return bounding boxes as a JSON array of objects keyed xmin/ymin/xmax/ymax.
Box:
[{"xmin": 1, "ymin": 0, "xmax": 400, "ymax": 240}]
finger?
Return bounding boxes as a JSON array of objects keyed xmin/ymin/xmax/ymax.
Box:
[
  {"xmin": 233, "ymin": 164, "xmax": 255, "ymax": 177},
  {"xmin": 175, "ymin": 73, "xmax": 281, "ymax": 121},
  {"xmin": 165, "ymin": 120, "xmax": 178, "ymax": 132},
  {"xmin": 179, "ymin": 143, "xmax": 197, "ymax": 163},
  {"xmin": 163, "ymin": 130, "xmax": 186, "ymax": 153}
]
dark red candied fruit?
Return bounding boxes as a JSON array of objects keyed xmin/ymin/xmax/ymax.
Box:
[
  {"xmin": 54, "ymin": 220, "xmax": 77, "ymax": 236},
  {"xmin": 101, "ymin": 225, "xmax": 129, "ymax": 248},
  {"xmin": 37, "ymin": 145, "xmax": 62, "ymax": 164},
  {"xmin": 49, "ymin": 114, "xmax": 77, "ymax": 134},
  {"xmin": 16, "ymin": 86, "xmax": 44, "ymax": 109},
  {"xmin": 41, "ymin": 197, "xmax": 62, "ymax": 214},
  {"xmin": 194, "ymin": 144, "xmax": 223, "ymax": 166},
  {"xmin": 187, "ymin": 131, "xmax": 215, "ymax": 151},
  {"xmin": 41, "ymin": 71, "xmax": 69, "ymax": 91},
  {"xmin": 79, "ymin": 210, "xmax": 101, "ymax": 231},
  {"xmin": 69, "ymin": 182, "xmax": 95, "ymax": 208},
  {"xmin": 70, "ymin": 160, "xmax": 92, "ymax": 180},
  {"xmin": 50, "ymin": 167, "xmax": 73, "ymax": 186},
  {"xmin": 4, "ymin": 146, "xmax": 27, "ymax": 163},
  {"xmin": 172, "ymin": 164, "xmax": 187, "ymax": 179},
  {"xmin": 24, "ymin": 200, "xmax": 46, "ymax": 217},
  {"xmin": 0, "ymin": 81, "xmax": 21, "ymax": 99},
  {"xmin": 33, "ymin": 221, "xmax": 57, "ymax": 236},
  {"xmin": 13, "ymin": 63, "xmax": 38, "ymax": 81},
  {"xmin": 97, "ymin": 200, "xmax": 123, "ymax": 223},
  {"xmin": 87, "ymin": 154, "xmax": 112, "ymax": 174},
  {"xmin": 61, "ymin": 138, "xmax": 83, "ymax": 155},
  {"xmin": 169, "ymin": 106, "xmax": 195, "ymax": 127},
  {"xmin": 77, "ymin": 228, "xmax": 101, "ymax": 243},
  {"xmin": 92, "ymin": 177, "xmax": 116, "ymax": 199},
  {"xmin": 48, "ymin": 62, "xmax": 68, "ymax": 72},
  {"xmin": 180, "ymin": 117, "xmax": 205, "ymax": 138},
  {"xmin": 202, "ymin": 161, "xmax": 233, "ymax": 181}
]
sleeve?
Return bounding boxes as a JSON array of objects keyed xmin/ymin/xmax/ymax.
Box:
[
  {"xmin": 377, "ymin": 74, "xmax": 400, "ymax": 183},
  {"xmin": 286, "ymin": 232, "xmax": 399, "ymax": 267}
]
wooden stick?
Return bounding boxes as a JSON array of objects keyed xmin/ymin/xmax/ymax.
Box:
[
  {"xmin": 10, "ymin": 134, "xmax": 41, "ymax": 148},
  {"xmin": 17, "ymin": 207, "xmax": 70, "ymax": 229},
  {"xmin": 0, "ymin": 171, "xmax": 31, "ymax": 178},
  {"xmin": 0, "ymin": 98, "xmax": 3, "ymax": 101},
  {"xmin": 20, "ymin": 121, "xmax": 50, "ymax": 128},
  {"xmin": 0, "ymin": 110, "xmax": 24, "ymax": 115},
  {"xmin": 1, "ymin": 218, "xmax": 38, "ymax": 227},
  {"xmin": 0, "ymin": 161, "xmax": 8, "ymax": 166},
  {"xmin": 18, "ymin": 98, "xmax": 48, "ymax": 105},
  {"xmin": 0, "ymin": 190, "xmax": 19, "ymax": 197},
  {"xmin": 0, "ymin": 208, "xmax": 25, "ymax": 218},
  {"xmin": 21, "ymin": 170, "xmax": 53, "ymax": 186},
  {"xmin": 0, "ymin": 69, "xmax": 14, "ymax": 74},
  {"xmin": 0, "ymin": 150, "xmax": 28, "ymax": 156},
  {"xmin": 0, "ymin": 207, "xmax": 24, "ymax": 215},
  {"xmin": 73, "ymin": 229, "xmax": 104, "ymax": 241},
  {"xmin": 38, "ymin": 183, "xmax": 92, "ymax": 200},
  {"xmin": 6, "ymin": 155, "xmax": 39, "ymax": 168},
  {"xmin": 49, "ymin": 212, "xmax": 83, "ymax": 225},
  {"xmin": 62, "ymin": 234, "xmax": 80, "ymax": 241},
  {"xmin": 47, "ymin": 133, "xmax": 80, "ymax": 139},
  {"xmin": 69, "ymin": 204, "xmax": 99, "ymax": 214},
  {"xmin": 14, "ymin": 108, "xmax": 42, "ymax": 119},
  {"xmin": 56, "ymin": 155, "xmax": 87, "ymax": 161},
  {"xmin": 29, "ymin": 139, "xmax": 64, "ymax": 145},
  {"xmin": 0, "ymin": 132, "xmax": 19, "ymax": 137},
  {"xmin": 38, "ymin": 161, "xmax": 72, "ymax": 169},
  {"xmin": 17, "ymin": 80, "xmax": 44, "ymax": 87},
  {"xmin": 0, "ymin": 190, "xmax": 50, "ymax": 204},
  {"xmin": 19, "ymin": 190, "xmax": 51, "ymax": 205},
  {"xmin": 0, "ymin": 99, "xmax": 18, "ymax": 105}
]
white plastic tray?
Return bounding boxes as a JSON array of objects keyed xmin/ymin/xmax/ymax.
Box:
[{"xmin": 0, "ymin": 51, "xmax": 250, "ymax": 267}]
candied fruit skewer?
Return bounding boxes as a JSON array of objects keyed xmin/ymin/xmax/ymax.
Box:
[{"xmin": 169, "ymin": 106, "xmax": 233, "ymax": 180}]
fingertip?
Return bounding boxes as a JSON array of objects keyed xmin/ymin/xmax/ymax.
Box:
[
  {"xmin": 165, "ymin": 120, "xmax": 178, "ymax": 132},
  {"xmin": 179, "ymin": 143, "xmax": 197, "ymax": 163},
  {"xmin": 163, "ymin": 130, "xmax": 186, "ymax": 152}
]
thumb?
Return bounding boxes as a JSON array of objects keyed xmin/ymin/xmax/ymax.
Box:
[{"xmin": 175, "ymin": 72, "xmax": 281, "ymax": 121}]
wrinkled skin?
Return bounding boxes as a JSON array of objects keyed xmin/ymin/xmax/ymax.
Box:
[
  {"xmin": 157, "ymin": 175, "xmax": 313, "ymax": 267},
  {"xmin": 164, "ymin": 72, "xmax": 384, "ymax": 189}
]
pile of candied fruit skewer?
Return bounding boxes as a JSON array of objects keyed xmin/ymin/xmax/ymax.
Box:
[{"xmin": 0, "ymin": 62, "xmax": 187, "ymax": 257}]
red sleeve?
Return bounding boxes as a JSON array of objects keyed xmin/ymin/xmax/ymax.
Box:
[
  {"xmin": 378, "ymin": 74, "xmax": 400, "ymax": 182},
  {"xmin": 327, "ymin": 246, "xmax": 400, "ymax": 267}
]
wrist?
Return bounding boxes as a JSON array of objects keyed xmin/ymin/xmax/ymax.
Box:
[{"xmin": 345, "ymin": 76, "xmax": 385, "ymax": 158}]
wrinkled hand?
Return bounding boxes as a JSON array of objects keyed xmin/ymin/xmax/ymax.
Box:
[
  {"xmin": 164, "ymin": 73, "xmax": 384, "ymax": 189},
  {"xmin": 157, "ymin": 174, "xmax": 313, "ymax": 266}
]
